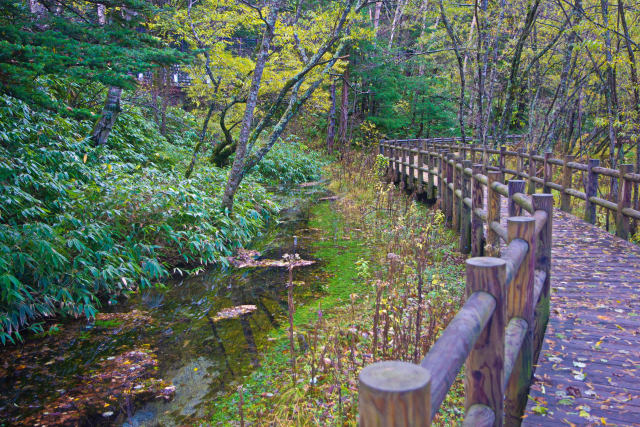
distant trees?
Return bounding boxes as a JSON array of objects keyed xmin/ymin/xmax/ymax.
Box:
[
  {"xmin": 340, "ymin": 0, "xmax": 639, "ymax": 223},
  {"xmin": 0, "ymin": 0, "xmax": 185, "ymax": 144},
  {"xmin": 162, "ymin": 0, "xmax": 364, "ymax": 211}
]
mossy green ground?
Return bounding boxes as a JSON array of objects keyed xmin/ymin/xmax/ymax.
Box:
[{"xmin": 207, "ymin": 200, "xmax": 370, "ymax": 423}]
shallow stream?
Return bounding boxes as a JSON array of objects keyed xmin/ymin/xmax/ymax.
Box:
[{"xmin": 0, "ymin": 184, "xmax": 333, "ymax": 426}]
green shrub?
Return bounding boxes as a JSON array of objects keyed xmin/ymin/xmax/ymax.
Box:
[
  {"xmin": 252, "ymin": 136, "xmax": 326, "ymax": 185},
  {"xmin": 0, "ymin": 96, "xmax": 278, "ymax": 343}
]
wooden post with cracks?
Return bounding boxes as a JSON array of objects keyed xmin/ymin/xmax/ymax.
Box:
[
  {"xmin": 543, "ymin": 152, "xmax": 552, "ymax": 194},
  {"xmin": 487, "ymin": 171, "xmax": 502, "ymax": 257},
  {"xmin": 508, "ymin": 180, "xmax": 526, "ymax": 217},
  {"xmin": 460, "ymin": 160, "xmax": 472, "ymax": 254},
  {"xmin": 517, "ymin": 149, "xmax": 525, "ymax": 179},
  {"xmin": 471, "ymin": 164, "xmax": 485, "ymax": 257},
  {"xmin": 532, "ymin": 193, "xmax": 553, "ymax": 363},
  {"xmin": 419, "ymin": 141, "xmax": 426, "ymax": 195},
  {"xmin": 427, "ymin": 148, "xmax": 435, "ymax": 199},
  {"xmin": 453, "ymin": 155, "xmax": 460, "ymax": 231},
  {"xmin": 561, "ymin": 154, "xmax": 575, "ymax": 213},
  {"xmin": 408, "ymin": 142, "xmax": 415, "ymax": 191},
  {"xmin": 617, "ymin": 164, "xmax": 634, "ymax": 239},
  {"xmin": 584, "ymin": 159, "xmax": 600, "ymax": 224},
  {"xmin": 446, "ymin": 153, "xmax": 454, "ymax": 225},
  {"xmin": 527, "ymin": 150, "xmax": 536, "ymax": 195},
  {"xmin": 359, "ymin": 361, "xmax": 431, "ymax": 426},
  {"xmin": 505, "ymin": 217, "xmax": 535, "ymax": 426},
  {"xmin": 465, "ymin": 257, "xmax": 506, "ymax": 427}
]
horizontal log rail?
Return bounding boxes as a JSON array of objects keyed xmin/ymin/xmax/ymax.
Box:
[
  {"xmin": 359, "ymin": 139, "xmax": 556, "ymax": 426},
  {"xmin": 379, "ymin": 138, "xmax": 640, "ymax": 240}
]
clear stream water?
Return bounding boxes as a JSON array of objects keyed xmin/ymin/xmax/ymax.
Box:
[{"xmin": 0, "ymin": 184, "xmax": 332, "ymax": 426}]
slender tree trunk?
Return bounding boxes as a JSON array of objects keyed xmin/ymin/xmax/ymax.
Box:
[
  {"xmin": 388, "ymin": 0, "xmax": 407, "ymax": 50},
  {"xmin": 185, "ymin": 102, "xmax": 216, "ymax": 179},
  {"xmin": 221, "ymin": 2, "xmax": 280, "ymax": 212},
  {"xmin": 544, "ymin": 0, "xmax": 580, "ymax": 151},
  {"xmin": 338, "ymin": 65, "xmax": 350, "ymax": 148},
  {"xmin": 599, "ymin": 0, "xmax": 618, "ymax": 164},
  {"xmin": 90, "ymin": 3, "xmax": 121, "ymax": 147},
  {"xmin": 439, "ymin": 1, "xmax": 467, "ymax": 143},
  {"xmin": 327, "ymin": 81, "xmax": 337, "ymax": 154},
  {"xmin": 91, "ymin": 86, "xmax": 122, "ymax": 146},
  {"xmin": 619, "ymin": 0, "xmax": 640, "ymax": 218},
  {"xmin": 497, "ymin": 0, "xmax": 540, "ymax": 145},
  {"xmin": 600, "ymin": 0, "xmax": 619, "ymax": 208},
  {"xmin": 373, "ymin": 1, "xmax": 382, "ymax": 38},
  {"xmin": 474, "ymin": 0, "xmax": 487, "ymax": 144}
]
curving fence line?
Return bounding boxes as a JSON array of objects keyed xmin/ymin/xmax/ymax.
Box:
[{"xmin": 358, "ymin": 138, "xmax": 556, "ymax": 427}]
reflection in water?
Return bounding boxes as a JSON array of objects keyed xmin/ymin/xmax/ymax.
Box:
[
  {"xmin": 0, "ymin": 186, "xmax": 328, "ymax": 426},
  {"xmin": 125, "ymin": 187, "xmax": 328, "ymax": 426}
]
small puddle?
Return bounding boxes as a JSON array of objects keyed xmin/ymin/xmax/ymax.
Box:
[{"xmin": 0, "ymin": 184, "xmax": 333, "ymax": 426}]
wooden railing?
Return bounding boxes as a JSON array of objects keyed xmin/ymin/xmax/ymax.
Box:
[
  {"xmin": 358, "ymin": 138, "xmax": 555, "ymax": 426},
  {"xmin": 380, "ymin": 138, "xmax": 640, "ymax": 240}
]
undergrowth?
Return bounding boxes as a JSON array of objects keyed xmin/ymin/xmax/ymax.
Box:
[
  {"xmin": 207, "ymin": 149, "xmax": 467, "ymax": 425},
  {"xmin": 0, "ymin": 95, "xmax": 323, "ymax": 343}
]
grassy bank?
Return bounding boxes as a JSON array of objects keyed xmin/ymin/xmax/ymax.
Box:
[{"xmin": 207, "ymin": 151, "xmax": 467, "ymax": 425}]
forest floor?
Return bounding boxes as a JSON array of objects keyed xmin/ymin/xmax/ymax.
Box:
[
  {"xmin": 205, "ymin": 151, "xmax": 468, "ymax": 426},
  {"xmin": 0, "ymin": 150, "xmax": 469, "ymax": 426}
]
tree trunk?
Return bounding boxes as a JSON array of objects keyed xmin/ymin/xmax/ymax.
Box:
[
  {"xmin": 388, "ymin": 0, "xmax": 407, "ymax": 50},
  {"xmin": 91, "ymin": 86, "xmax": 122, "ymax": 146},
  {"xmin": 543, "ymin": 0, "xmax": 580, "ymax": 151},
  {"xmin": 221, "ymin": 1, "xmax": 280, "ymax": 213},
  {"xmin": 474, "ymin": 0, "xmax": 487, "ymax": 144},
  {"xmin": 439, "ymin": 0, "xmax": 467, "ymax": 143},
  {"xmin": 327, "ymin": 81, "xmax": 337, "ymax": 154},
  {"xmin": 618, "ymin": 0, "xmax": 640, "ymax": 220},
  {"xmin": 373, "ymin": 1, "xmax": 382, "ymax": 38},
  {"xmin": 497, "ymin": 0, "xmax": 540, "ymax": 145},
  {"xmin": 338, "ymin": 65, "xmax": 350, "ymax": 148},
  {"xmin": 599, "ymin": 0, "xmax": 619, "ymax": 206}
]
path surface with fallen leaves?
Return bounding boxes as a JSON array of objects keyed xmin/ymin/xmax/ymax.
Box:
[
  {"xmin": 401, "ymin": 157, "xmax": 639, "ymax": 425},
  {"xmin": 523, "ymin": 210, "xmax": 640, "ymax": 426}
]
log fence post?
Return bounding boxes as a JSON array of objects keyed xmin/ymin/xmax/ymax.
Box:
[
  {"xmin": 561, "ymin": 154, "xmax": 575, "ymax": 213},
  {"xmin": 508, "ymin": 180, "xmax": 526, "ymax": 217},
  {"xmin": 419, "ymin": 141, "xmax": 426, "ymax": 195},
  {"xmin": 453, "ymin": 156, "xmax": 460, "ymax": 230},
  {"xmin": 403, "ymin": 142, "xmax": 409, "ymax": 188},
  {"xmin": 617, "ymin": 164, "xmax": 634, "ymax": 239},
  {"xmin": 408, "ymin": 142, "xmax": 415, "ymax": 191},
  {"xmin": 460, "ymin": 160, "xmax": 472, "ymax": 254},
  {"xmin": 543, "ymin": 152, "xmax": 552, "ymax": 194},
  {"xmin": 393, "ymin": 141, "xmax": 400, "ymax": 184},
  {"xmin": 445, "ymin": 153, "xmax": 454, "ymax": 225},
  {"xmin": 438, "ymin": 150, "xmax": 445, "ymax": 201},
  {"xmin": 584, "ymin": 159, "xmax": 600, "ymax": 224},
  {"xmin": 532, "ymin": 193, "xmax": 553, "ymax": 362},
  {"xmin": 427, "ymin": 148, "xmax": 435, "ymax": 199},
  {"xmin": 505, "ymin": 217, "xmax": 535, "ymax": 425},
  {"xmin": 465, "ymin": 257, "xmax": 506, "ymax": 427},
  {"xmin": 527, "ymin": 150, "xmax": 536, "ymax": 195},
  {"xmin": 499, "ymin": 146, "xmax": 506, "ymax": 179},
  {"xmin": 487, "ymin": 171, "xmax": 502, "ymax": 257},
  {"xmin": 471, "ymin": 164, "xmax": 485, "ymax": 256},
  {"xmin": 359, "ymin": 361, "xmax": 432, "ymax": 427},
  {"xmin": 517, "ymin": 149, "xmax": 525, "ymax": 179}
]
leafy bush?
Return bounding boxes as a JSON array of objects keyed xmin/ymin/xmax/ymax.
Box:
[
  {"xmin": 252, "ymin": 136, "xmax": 326, "ymax": 185},
  {"xmin": 0, "ymin": 96, "xmax": 282, "ymax": 343}
]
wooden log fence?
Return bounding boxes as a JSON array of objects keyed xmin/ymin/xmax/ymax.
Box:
[
  {"xmin": 379, "ymin": 138, "xmax": 640, "ymax": 241},
  {"xmin": 358, "ymin": 138, "xmax": 567, "ymax": 426}
]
